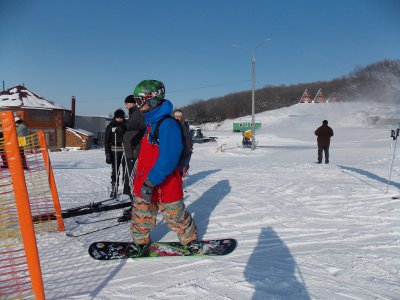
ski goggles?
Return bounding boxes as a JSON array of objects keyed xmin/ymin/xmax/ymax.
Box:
[
  {"xmin": 134, "ymin": 96, "xmax": 164, "ymax": 110},
  {"xmin": 133, "ymin": 96, "xmax": 146, "ymax": 107},
  {"xmin": 134, "ymin": 93, "xmax": 160, "ymax": 107}
]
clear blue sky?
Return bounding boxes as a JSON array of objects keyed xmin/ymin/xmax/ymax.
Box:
[{"xmin": 1, "ymin": 0, "xmax": 399, "ymax": 116}]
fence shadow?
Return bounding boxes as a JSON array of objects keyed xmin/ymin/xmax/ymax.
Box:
[
  {"xmin": 244, "ymin": 227, "xmax": 310, "ymax": 300},
  {"xmin": 338, "ymin": 165, "xmax": 400, "ymax": 189}
]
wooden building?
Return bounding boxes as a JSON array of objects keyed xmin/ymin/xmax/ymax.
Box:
[
  {"xmin": 299, "ymin": 88, "xmax": 327, "ymax": 104},
  {"xmin": 313, "ymin": 88, "xmax": 326, "ymax": 103},
  {"xmin": 65, "ymin": 127, "xmax": 93, "ymax": 150},
  {"xmin": 298, "ymin": 89, "xmax": 313, "ymax": 103},
  {"xmin": 0, "ymin": 85, "xmax": 73, "ymax": 149}
]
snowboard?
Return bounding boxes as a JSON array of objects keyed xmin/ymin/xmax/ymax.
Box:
[{"xmin": 88, "ymin": 239, "xmax": 237, "ymax": 260}]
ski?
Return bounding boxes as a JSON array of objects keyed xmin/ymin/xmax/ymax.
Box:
[
  {"xmin": 32, "ymin": 201, "xmax": 131, "ymax": 222},
  {"xmin": 64, "ymin": 197, "xmax": 116, "ymax": 212},
  {"xmin": 66, "ymin": 220, "xmax": 129, "ymax": 238},
  {"xmin": 75, "ymin": 216, "xmax": 122, "ymax": 225}
]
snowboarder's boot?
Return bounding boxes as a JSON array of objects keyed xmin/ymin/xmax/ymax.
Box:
[
  {"xmin": 125, "ymin": 242, "xmax": 150, "ymax": 258},
  {"xmin": 184, "ymin": 240, "xmax": 203, "ymax": 255}
]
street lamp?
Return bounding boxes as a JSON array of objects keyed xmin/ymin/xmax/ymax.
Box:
[{"xmin": 232, "ymin": 39, "xmax": 271, "ymax": 150}]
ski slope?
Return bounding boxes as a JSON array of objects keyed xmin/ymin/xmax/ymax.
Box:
[{"xmin": 38, "ymin": 102, "xmax": 400, "ymax": 299}]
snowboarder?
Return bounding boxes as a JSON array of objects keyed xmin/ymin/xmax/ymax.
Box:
[
  {"xmin": 173, "ymin": 109, "xmax": 193, "ymax": 177},
  {"xmin": 314, "ymin": 120, "xmax": 334, "ymax": 164},
  {"xmin": 129, "ymin": 79, "xmax": 200, "ymax": 256},
  {"xmin": 104, "ymin": 109, "xmax": 126, "ymax": 198}
]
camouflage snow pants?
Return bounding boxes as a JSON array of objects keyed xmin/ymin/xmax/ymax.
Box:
[{"xmin": 130, "ymin": 199, "xmax": 198, "ymax": 245}]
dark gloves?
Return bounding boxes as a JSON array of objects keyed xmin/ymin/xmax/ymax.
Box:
[
  {"xmin": 106, "ymin": 154, "xmax": 112, "ymax": 164},
  {"xmin": 115, "ymin": 127, "xmax": 124, "ymax": 135},
  {"xmin": 140, "ymin": 179, "xmax": 155, "ymax": 203}
]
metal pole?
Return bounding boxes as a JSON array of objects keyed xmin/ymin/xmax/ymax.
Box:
[
  {"xmin": 386, "ymin": 124, "xmax": 399, "ymax": 193},
  {"xmin": 251, "ymin": 56, "xmax": 256, "ymax": 150},
  {"xmin": 232, "ymin": 39, "xmax": 270, "ymax": 151}
]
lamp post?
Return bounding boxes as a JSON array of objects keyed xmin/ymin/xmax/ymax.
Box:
[{"xmin": 232, "ymin": 39, "xmax": 271, "ymax": 150}]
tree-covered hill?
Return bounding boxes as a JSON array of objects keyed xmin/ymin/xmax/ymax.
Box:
[{"xmin": 179, "ymin": 60, "xmax": 400, "ymax": 124}]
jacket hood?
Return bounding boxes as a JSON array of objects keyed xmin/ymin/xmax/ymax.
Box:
[{"xmin": 144, "ymin": 99, "xmax": 173, "ymax": 125}]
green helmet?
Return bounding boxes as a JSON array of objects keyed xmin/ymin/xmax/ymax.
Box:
[{"xmin": 133, "ymin": 80, "xmax": 165, "ymax": 110}]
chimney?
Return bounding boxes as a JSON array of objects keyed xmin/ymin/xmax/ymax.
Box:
[{"xmin": 71, "ymin": 96, "xmax": 76, "ymax": 128}]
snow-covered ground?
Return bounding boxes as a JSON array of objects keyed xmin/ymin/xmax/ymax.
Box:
[{"xmin": 38, "ymin": 102, "xmax": 400, "ymax": 299}]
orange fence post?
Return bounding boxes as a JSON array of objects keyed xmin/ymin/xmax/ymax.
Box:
[
  {"xmin": 1, "ymin": 111, "xmax": 45, "ymax": 300},
  {"xmin": 38, "ymin": 130, "xmax": 65, "ymax": 232}
]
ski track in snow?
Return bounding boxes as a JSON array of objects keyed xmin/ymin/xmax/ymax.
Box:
[{"xmin": 35, "ymin": 102, "xmax": 400, "ymax": 299}]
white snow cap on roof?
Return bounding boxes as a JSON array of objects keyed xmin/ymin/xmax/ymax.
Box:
[{"xmin": 0, "ymin": 85, "xmax": 66, "ymax": 110}]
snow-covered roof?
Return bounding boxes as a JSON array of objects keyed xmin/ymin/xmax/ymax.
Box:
[
  {"xmin": 0, "ymin": 85, "xmax": 66, "ymax": 110},
  {"xmin": 65, "ymin": 127, "xmax": 94, "ymax": 137}
]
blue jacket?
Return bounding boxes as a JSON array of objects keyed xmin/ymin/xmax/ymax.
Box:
[{"xmin": 144, "ymin": 99, "xmax": 183, "ymax": 185}]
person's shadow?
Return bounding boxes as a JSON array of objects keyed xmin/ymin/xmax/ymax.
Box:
[
  {"xmin": 184, "ymin": 169, "xmax": 221, "ymax": 191},
  {"xmin": 245, "ymin": 227, "xmax": 310, "ymax": 300},
  {"xmin": 151, "ymin": 179, "xmax": 230, "ymax": 241}
]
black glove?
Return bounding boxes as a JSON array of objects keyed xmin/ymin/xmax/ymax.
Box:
[
  {"xmin": 140, "ymin": 179, "xmax": 155, "ymax": 203},
  {"xmin": 106, "ymin": 154, "xmax": 112, "ymax": 164},
  {"xmin": 115, "ymin": 127, "xmax": 124, "ymax": 135}
]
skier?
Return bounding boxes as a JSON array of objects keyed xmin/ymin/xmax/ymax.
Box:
[
  {"xmin": 104, "ymin": 109, "xmax": 126, "ymax": 198},
  {"xmin": 129, "ymin": 79, "xmax": 200, "ymax": 256},
  {"xmin": 173, "ymin": 109, "xmax": 193, "ymax": 177},
  {"xmin": 122, "ymin": 95, "xmax": 146, "ymax": 198},
  {"xmin": 314, "ymin": 120, "xmax": 334, "ymax": 164},
  {"xmin": 116, "ymin": 95, "xmax": 146, "ymax": 222}
]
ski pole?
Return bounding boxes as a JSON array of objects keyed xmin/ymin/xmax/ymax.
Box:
[
  {"xmin": 66, "ymin": 221, "xmax": 128, "ymax": 238},
  {"xmin": 122, "ymin": 144, "xmax": 135, "ymax": 200},
  {"xmin": 386, "ymin": 123, "xmax": 399, "ymax": 193},
  {"xmin": 183, "ymin": 170, "xmax": 189, "ymax": 193},
  {"xmin": 111, "ymin": 127, "xmax": 118, "ymax": 197}
]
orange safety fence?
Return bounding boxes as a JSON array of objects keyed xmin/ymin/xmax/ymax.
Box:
[
  {"xmin": 0, "ymin": 111, "xmax": 66, "ymax": 299},
  {"xmin": 1, "ymin": 128, "xmax": 64, "ymax": 232}
]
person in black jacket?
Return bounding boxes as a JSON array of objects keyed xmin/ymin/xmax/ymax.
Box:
[
  {"xmin": 314, "ymin": 120, "xmax": 334, "ymax": 164},
  {"xmin": 105, "ymin": 109, "xmax": 127, "ymax": 198},
  {"xmin": 173, "ymin": 109, "xmax": 193, "ymax": 177},
  {"xmin": 122, "ymin": 95, "xmax": 146, "ymax": 198}
]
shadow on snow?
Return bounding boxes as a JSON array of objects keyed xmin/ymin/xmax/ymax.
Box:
[
  {"xmin": 184, "ymin": 169, "xmax": 221, "ymax": 191},
  {"xmin": 151, "ymin": 179, "xmax": 229, "ymax": 241},
  {"xmin": 245, "ymin": 227, "xmax": 310, "ymax": 300},
  {"xmin": 338, "ymin": 165, "xmax": 400, "ymax": 189}
]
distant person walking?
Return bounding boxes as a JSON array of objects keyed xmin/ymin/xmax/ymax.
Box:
[{"xmin": 314, "ymin": 120, "xmax": 334, "ymax": 164}]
